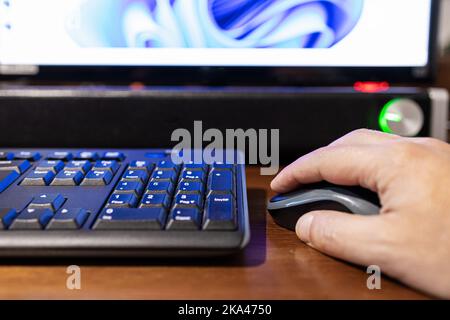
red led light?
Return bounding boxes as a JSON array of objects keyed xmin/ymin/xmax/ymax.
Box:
[{"xmin": 353, "ymin": 81, "xmax": 390, "ymax": 93}]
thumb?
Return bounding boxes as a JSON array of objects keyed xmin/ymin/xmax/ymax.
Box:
[{"xmin": 296, "ymin": 211, "xmax": 391, "ymax": 267}]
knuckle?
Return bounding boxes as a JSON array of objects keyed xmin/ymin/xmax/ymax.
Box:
[
  {"xmin": 351, "ymin": 128, "xmax": 373, "ymax": 136},
  {"xmin": 390, "ymin": 141, "xmax": 423, "ymax": 162},
  {"xmin": 418, "ymin": 137, "xmax": 444, "ymax": 148}
]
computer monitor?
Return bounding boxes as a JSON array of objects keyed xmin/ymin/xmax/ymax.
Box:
[{"xmin": 0, "ymin": 0, "xmax": 440, "ymax": 85}]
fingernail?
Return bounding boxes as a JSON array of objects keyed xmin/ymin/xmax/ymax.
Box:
[{"xmin": 296, "ymin": 214, "xmax": 314, "ymax": 243}]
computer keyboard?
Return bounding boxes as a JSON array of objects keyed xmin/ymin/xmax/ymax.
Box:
[{"xmin": 0, "ymin": 149, "xmax": 249, "ymax": 257}]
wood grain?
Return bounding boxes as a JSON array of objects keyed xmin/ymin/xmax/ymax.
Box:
[{"xmin": 0, "ymin": 167, "xmax": 427, "ymax": 299}]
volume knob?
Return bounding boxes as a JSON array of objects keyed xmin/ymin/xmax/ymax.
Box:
[{"xmin": 379, "ymin": 98, "xmax": 424, "ymax": 137}]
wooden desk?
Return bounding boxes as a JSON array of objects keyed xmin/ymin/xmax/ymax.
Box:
[{"xmin": 0, "ymin": 167, "xmax": 427, "ymax": 299}]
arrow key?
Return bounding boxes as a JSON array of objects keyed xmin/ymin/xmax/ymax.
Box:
[{"xmin": 28, "ymin": 193, "xmax": 65, "ymax": 212}]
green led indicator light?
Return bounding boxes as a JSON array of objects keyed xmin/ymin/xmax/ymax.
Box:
[{"xmin": 379, "ymin": 99, "xmax": 403, "ymax": 133}]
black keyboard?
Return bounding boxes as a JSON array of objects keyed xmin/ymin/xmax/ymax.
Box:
[{"xmin": 0, "ymin": 149, "xmax": 249, "ymax": 257}]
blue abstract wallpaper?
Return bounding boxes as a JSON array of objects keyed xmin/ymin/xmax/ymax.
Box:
[{"xmin": 68, "ymin": 0, "xmax": 364, "ymax": 48}]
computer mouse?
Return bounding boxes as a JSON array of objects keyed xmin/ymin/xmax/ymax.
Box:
[{"xmin": 267, "ymin": 181, "xmax": 381, "ymax": 231}]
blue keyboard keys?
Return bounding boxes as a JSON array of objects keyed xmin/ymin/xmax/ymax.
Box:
[
  {"xmin": 151, "ymin": 169, "xmax": 177, "ymax": 182},
  {"xmin": 146, "ymin": 180, "xmax": 174, "ymax": 194},
  {"xmin": 81, "ymin": 170, "xmax": 113, "ymax": 186},
  {"xmin": 155, "ymin": 160, "xmax": 179, "ymax": 172},
  {"xmin": 0, "ymin": 160, "xmax": 31, "ymax": 174},
  {"xmin": 0, "ymin": 151, "xmax": 242, "ymax": 235},
  {"xmin": 182, "ymin": 162, "xmax": 208, "ymax": 172},
  {"xmin": 102, "ymin": 152, "xmax": 125, "ymax": 161},
  {"xmin": 10, "ymin": 208, "xmax": 54, "ymax": 230},
  {"xmin": 0, "ymin": 170, "xmax": 19, "ymax": 193},
  {"xmin": 114, "ymin": 181, "xmax": 144, "ymax": 196},
  {"xmin": 28, "ymin": 193, "xmax": 65, "ymax": 211},
  {"xmin": 139, "ymin": 193, "xmax": 170, "ymax": 208},
  {"xmin": 0, "ymin": 208, "xmax": 17, "ymax": 229},
  {"xmin": 167, "ymin": 208, "xmax": 201, "ymax": 230},
  {"xmin": 203, "ymin": 193, "xmax": 236, "ymax": 230},
  {"xmin": 176, "ymin": 181, "xmax": 204, "ymax": 194},
  {"xmin": 0, "ymin": 152, "xmax": 13, "ymax": 160},
  {"xmin": 47, "ymin": 208, "xmax": 89, "ymax": 230},
  {"xmin": 36, "ymin": 160, "xmax": 65, "ymax": 173},
  {"xmin": 21, "ymin": 170, "xmax": 55, "ymax": 186},
  {"xmin": 51, "ymin": 170, "xmax": 84, "ymax": 186},
  {"xmin": 180, "ymin": 170, "xmax": 205, "ymax": 182},
  {"xmin": 94, "ymin": 207, "xmax": 167, "ymax": 230},
  {"xmin": 74, "ymin": 151, "xmax": 99, "ymax": 161},
  {"xmin": 212, "ymin": 162, "xmax": 235, "ymax": 171},
  {"xmin": 92, "ymin": 160, "xmax": 119, "ymax": 174},
  {"xmin": 174, "ymin": 193, "xmax": 203, "ymax": 209},
  {"xmin": 128, "ymin": 160, "xmax": 154, "ymax": 172},
  {"xmin": 14, "ymin": 151, "xmax": 41, "ymax": 161},
  {"xmin": 65, "ymin": 160, "xmax": 92, "ymax": 174},
  {"xmin": 46, "ymin": 151, "xmax": 73, "ymax": 161},
  {"xmin": 207, "ymin": 170, "xmax": 235, "ymax": 196},
  {"xmin": 106, "ymin": 193, "xmax": 138, "ymax": 208},
  {"xmin": 121, "ymin": 169, "xmax": 148, "ymax": 183}
]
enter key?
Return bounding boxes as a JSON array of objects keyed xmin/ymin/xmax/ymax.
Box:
[{"xmin": 203, "ymin": 193, "xmax": 236, "ymax": 231}]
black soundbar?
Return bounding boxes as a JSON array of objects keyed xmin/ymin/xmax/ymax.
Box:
[{"xmin": 0, "ymin": 86, "xmax": 447, "ymax": 163}]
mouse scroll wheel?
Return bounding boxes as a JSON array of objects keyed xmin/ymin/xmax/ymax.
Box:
[{"xmin": 270, "ymin": 194, "xmax": 289, "ymax": 203}]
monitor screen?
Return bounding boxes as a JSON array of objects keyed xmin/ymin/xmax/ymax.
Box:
[{"xmin": 0, "ymin": 0, "xmax": 438, "ymax": 84}]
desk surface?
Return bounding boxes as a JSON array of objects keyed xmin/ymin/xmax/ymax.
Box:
[{"xmin": 0, "ymin": 167, "xmax": 427, "ymax": 299}]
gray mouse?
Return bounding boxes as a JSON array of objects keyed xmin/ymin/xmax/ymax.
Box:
[{"xmin": 267, "ymin": 181, "xmax": 381, "ymax": 231}]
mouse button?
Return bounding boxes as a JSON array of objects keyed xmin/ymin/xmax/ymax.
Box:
[{"xmin": 269, "ymin": 189, "xmax": 310, "ymax": 203}]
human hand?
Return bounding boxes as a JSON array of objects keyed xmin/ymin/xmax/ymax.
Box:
[{"xmin": 270, "ymin": 129, "xmax": 450, "ymax": 298}]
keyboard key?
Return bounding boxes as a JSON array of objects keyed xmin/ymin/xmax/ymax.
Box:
[
  {"xmin": 176, "ymin": 181, "xmax": 204, "ymax": 195},
  {"xmin": 150, "ymin": 169, "xmax": 177, "ymax": 182},
  {"xmin": 114, "ymin": 181, "xmax": 144, "ymax": 196},
  {"xmin": 180, "ymin": 170, "xmax": 205, "ymax": 182},
  {"xmin": 74, "ymin": 151, "xmax": 99, "ymax": 161},
  {"xmin": 173, "ymin": 193, "xmax": 203, "ymax": 209},
  {"xmin": 182, "ymin": 162, "xmax": 208, "ymax": 172},
  {"xmin": 102, "ymin": 152, "xmax": 125, "ymax": 161},
  {"xmin": 166, "ymin": 208, "xmax": 201, "ymax": 230},
  {"xmin": 207, "ymin": 170, "xmax": 235, "ymax": 196},
  {"xmin": 10, "ymin": 208, "xmax": 53, "ymax": 230},
  {"xmin": 51, "ymin": 170, "xmax": 84, "ymax": 186},
  {"xmin": 46, "ymin": 151, "xmax": 73, "ymax": 161},
  {"xmin": 212, "ymin": 162, "xmax": 235, "ymax": 172},
  {"xmin": 0, "ymin": 170, "xmax": 19, "ymax": 193},
  {"xmin": 28, "ymin": 193, "xmax": 65, "ymax": 211},
  {"xmin": 81, "ymin": 170, "xmax": 113, "ymax": 186},
  {"xmin": 106, "ymin": 193, "xmax": 138, "ymax": 208},
  {"xmin": 65, "ymin": 160, "xmax": 92, "ymax": 173},
  {"xmin": 139, "ymin": 193, "xmax": 170, "ymax": 208},
  {"xmin": 47, "ymin": 208, "xmax": 89, "ymax": 230},
  {"xmin": 94, "ymin": 207, "xmax": 167, "ymax": 230},
  {"xmin": 14, "ymin": 151, "xmax": 41, "ymax": 161},
  {"xmin": 21, "ymin": 170, "xmax": 55, "ymax": 186},
  {"xmin": 35, "ymin": 160, "xmax": 64, "ymax": 173},
  {"xmin": 92, "ymin": 160, "xmax": 119, "ymax": 173},
  {"xmin": 144, "ymin": 151, "xmax": 168, "ymax": 158},
  {"xmin": 121, "ymin": 169, "xmax": 148, "ymax": 183},
  {"xmin": 0, "ymin": 208, "xmax": 17, "ymax": 229},
  {"xmin": 0, "ymin": 160, "xmax": 31, "ymax": 173},
  {"xmin": 128, "ymin": 160, "xmax": 154, "ymax": 172},
  {"xmin": 203, "ymin": 193, "xmax": 236, "ymax": 230},
  {"xmin": 0, "ymin": 152, "xmax": 14, "ymax": 160},
  {"xmin": 146, "ymin": 180, "xmax": 174, "ymax": 194},
  {"xmin": 156, "ymin": 160, "xmax": 179, "ymax": 172}
]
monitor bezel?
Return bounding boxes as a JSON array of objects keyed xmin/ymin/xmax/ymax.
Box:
[{"xmin": 0, "ymin": 0, "xmax": 441, "ymax": 86}]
